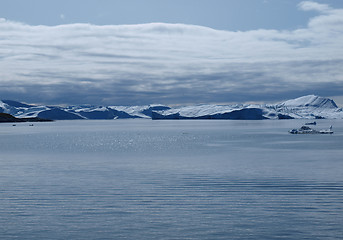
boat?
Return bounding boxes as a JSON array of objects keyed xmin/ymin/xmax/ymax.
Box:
[
  {"xmin": 289, "ymin": 126, "xmax": 317, "ymax": 134},
  {"xmin": 319, "ymin": 126, "xmax": 333, "ymax": 134},
  {"xmin": 305, "ymin": 121, "xmax": 316, "ymax": 125},
  {"xmin": 289, "ymin": 125, "xmax": 333, "ymax": 134}
]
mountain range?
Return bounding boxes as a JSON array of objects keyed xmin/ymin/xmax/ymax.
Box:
[{"xmin": 1, "ymin": 95, "xmax": 342, "ymax": 121}]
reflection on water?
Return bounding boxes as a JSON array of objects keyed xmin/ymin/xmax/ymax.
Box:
[{"xmin": 0, "ymin": 120, "xmax": 342, "ymax": 239}]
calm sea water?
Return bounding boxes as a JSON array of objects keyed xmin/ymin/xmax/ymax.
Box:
[{"xmin": 0, "ymin": 119, "xmax": 342, "ymax": 240}]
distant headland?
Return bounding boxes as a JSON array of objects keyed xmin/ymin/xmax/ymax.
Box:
[{"xmin": 0, "ymin": 112, "xmax": 53, "ymax": 123}]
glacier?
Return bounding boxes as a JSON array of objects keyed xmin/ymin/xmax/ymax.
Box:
[{"xmin": 1, "ymin": 95, "xmax": 343, "ymax": 121}]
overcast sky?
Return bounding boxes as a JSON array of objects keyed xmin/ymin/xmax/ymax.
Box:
[{"xmin": 1, "ymin": 0, "xmax": 343, "ymax": 106}]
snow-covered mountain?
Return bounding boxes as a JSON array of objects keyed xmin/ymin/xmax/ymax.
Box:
[
  {"xmin": 268, "ymin": 95, "xmax": 342, "ymax": 120},
  {"xmin": 152, "ymin": 95, "xmax": 343, "ymax": 120},
  {"xmin": 278, "ymin": 95, "xmax": 338, "ymax": 109},
  {"xmin": 0, "ymin": 100, "xmax": 171, "ymax": 120},
  {"xmin": 1, "ymin": 95, "xmax": 342, "ymax": 120}
]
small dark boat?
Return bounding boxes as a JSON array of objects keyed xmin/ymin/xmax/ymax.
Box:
[{"xmin": 305, "ymin": 121, "xmax": 316, "ymax": 125}]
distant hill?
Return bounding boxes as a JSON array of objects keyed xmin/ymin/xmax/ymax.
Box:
[{"xmin": 1, "ymin": 95, "xmax": 342, "ymax": 120}]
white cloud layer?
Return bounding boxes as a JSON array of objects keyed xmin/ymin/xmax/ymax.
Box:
[{"xmin": 0, "ymin": 1, "xmax": 343, "ymax": 105}]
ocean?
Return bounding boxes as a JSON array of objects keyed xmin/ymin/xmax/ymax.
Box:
[{"xmin": 0, "ymin": 119, "xmax": 342, "ymax": 239}]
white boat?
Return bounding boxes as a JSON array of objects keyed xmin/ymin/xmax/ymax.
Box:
[
  {"xmin": 289, "ymin": 125, "xmax": 333, "ymax": 134},
  {"xmin": 319, "ymin": 126, "xmax": 333, "ymax": 134}
]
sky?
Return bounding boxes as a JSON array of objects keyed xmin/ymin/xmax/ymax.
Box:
[{"xmin": 0, "ymin": 0, "xmax": 343, "ymax": 106}]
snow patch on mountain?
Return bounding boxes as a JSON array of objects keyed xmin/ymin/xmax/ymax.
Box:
[{"xmin": 154, "ymin": 104, "xmax": 242, "ymax": 118}]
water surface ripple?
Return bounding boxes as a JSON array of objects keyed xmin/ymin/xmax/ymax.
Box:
[{"xmin": 0, "ymin": 119, "xmax": 342, "ymax": 239}]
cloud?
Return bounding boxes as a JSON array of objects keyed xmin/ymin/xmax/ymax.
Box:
[
  {"xmin": 0, "ymin": 2, "xmax": 343, "ymax": 105},
  {"xmin": 298, "ymin": 1, "xmax": 331, "ymax": 13}
]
